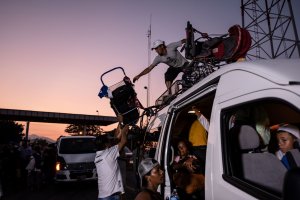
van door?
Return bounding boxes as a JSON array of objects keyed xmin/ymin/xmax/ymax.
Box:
[
  {"xmin": 156, "ymin": 84, "xmax": 218, "ymax": 199},
  {"xmin": 208, "ymin": 88, "xmax": 300, "ymax": 200}
]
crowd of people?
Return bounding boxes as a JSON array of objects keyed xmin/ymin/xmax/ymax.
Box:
[{"xmin": 0, "ymin": 140, "xmax": 56, "ymax": 197}]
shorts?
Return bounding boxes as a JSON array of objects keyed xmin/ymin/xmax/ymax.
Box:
[{"xmin": 164, "ymin": 62, "xmax": 189, "ymax": 82}]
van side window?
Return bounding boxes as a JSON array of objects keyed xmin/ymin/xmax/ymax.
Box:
[{"xmin": 222, "ymin": 99, "xmax": 300, "ymax": 198}]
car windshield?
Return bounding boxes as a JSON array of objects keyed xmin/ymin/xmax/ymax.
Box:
[{"xmin": 59, "ymin": 138, "xmax": 96, "ymax": 154}]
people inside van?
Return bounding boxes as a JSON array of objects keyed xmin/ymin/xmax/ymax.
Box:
[
  {"xmin": 230, "ymin": 106, "xmax": 271, "ymax": 150},
  {"xmin": 172, "ymin": 139, "xmax": 204, "ymax": 174},
  {"xmin": 135, "ymin": 158, "xmax": 164, "ymax": 200},
  {"xmin": 173, "ymin": 167, "xmax": 205, "ymax": 200},
  {"xmin": 254, "ymin": 106, "xmax": 271, "ymax": 149},
  {"xmin": 188, "ymin": 106, "xmax": 209, "ymax": 162},
  {"xmin": 275, "ymin": 124, "xmax": 300, "ymax": 169},
  {"xmin": 94, "ymin": 115, "xmax": 129, "ymax": 200}
]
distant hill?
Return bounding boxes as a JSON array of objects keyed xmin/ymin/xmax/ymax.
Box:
[{"xmin": 28, "ymin": 134, "xmax": 56, "ymax": 144}]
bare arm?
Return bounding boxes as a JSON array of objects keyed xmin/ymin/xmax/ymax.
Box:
[
  {"xmin": 117, "ymin": 125, "xmax": 129, "ymax": 151},
  {"xmin": 133, "ymin": 64, "xmax": 156, "ymax": 83},
  {"xmin": 192, "ymin": 106, "xmax": 209, "ymax": 131},
  {"xmin": 114, "ymin": 115, "xmax": 123, "ymax": 140}
]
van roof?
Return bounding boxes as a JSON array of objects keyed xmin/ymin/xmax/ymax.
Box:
[
  {"xmin": 157, "ymin": 59, "xmax": 299, "ymax": 109},
  {"xmin": 210, "ymin": 58, "xmax": 300, "ymax": 85}
]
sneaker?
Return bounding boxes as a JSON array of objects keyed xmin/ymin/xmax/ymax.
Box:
[{"xmin": 162, "ymin": 94, "xmax": 173, "ymax": 102}]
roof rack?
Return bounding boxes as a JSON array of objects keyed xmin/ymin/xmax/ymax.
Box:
[{"xmin": 155, "ymin": 80, "xmax": 183, "ymax": 108}]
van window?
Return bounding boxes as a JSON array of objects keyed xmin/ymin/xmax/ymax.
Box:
[
  {"xmin": 59, "ymin": 138, "xmax": 96, "ymax": 154},
  {"xmin": 221, "ymin": 99, "xmax": 300, "ymax": 198}
]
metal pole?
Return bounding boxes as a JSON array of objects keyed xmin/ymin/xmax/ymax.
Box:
[
  {"xmin": 147, "ymin": 15, "xmax": 152, "ymax": 107},
  {"xmin": 287, "ymin": 0, "xmax": 300, "ymax": 57},
  {"xmin": 25, "ymin": 121, "xmax": 30, "ymax": 145}
]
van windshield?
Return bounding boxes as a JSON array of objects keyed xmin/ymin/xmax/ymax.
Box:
[{"xmin": 59, "ymin": 138, "xmax": 96, "ymax": 154}]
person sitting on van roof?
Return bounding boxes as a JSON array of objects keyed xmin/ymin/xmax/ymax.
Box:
[
  {"xmin": 94, "ymin": 115, "xmax": 129, "ymax": 200},
  {"xmin": 275, "ymin": 124, "xmax": 300, "ymax": 169}
]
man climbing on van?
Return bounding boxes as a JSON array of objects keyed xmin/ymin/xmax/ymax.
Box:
[{"xmin": 133, "ymin": 39, "xmax": 188, "ymax": 94}]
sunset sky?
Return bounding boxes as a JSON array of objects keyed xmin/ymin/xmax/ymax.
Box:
[{"xmin": 1, "ymin": 0, "xmax": 299, "ymax": 140}]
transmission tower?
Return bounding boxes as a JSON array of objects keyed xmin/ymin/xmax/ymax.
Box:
[{"xmin": 241, "ymin": 0, "xmax": 300, "ymax": 60}]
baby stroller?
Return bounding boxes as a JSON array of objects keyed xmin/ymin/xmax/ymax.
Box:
[
  {"xmin": 182, "ymin": 21, "xmax": 252, "ymax": 90},
  {"xmin": 98, "ymin": 67, "xmax": 142, "ymax": 125},
  {"xmin": 185, "ymin": 21, "xmax": 252, "ymax": 63}
]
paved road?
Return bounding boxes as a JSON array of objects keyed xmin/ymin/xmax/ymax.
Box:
[{"xmin": 3, "ymin": 166, "xmax": 139, "ymax": 200}]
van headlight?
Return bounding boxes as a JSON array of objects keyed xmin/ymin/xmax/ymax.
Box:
[
  {"xmin": 56, "ymin": 162, "xmax": 61, "ymax": 171},
  {"xmin": 56, "ymin": 156, "xmax": 67, "ymax": 171}
]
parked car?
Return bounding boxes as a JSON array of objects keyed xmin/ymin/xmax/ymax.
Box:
[{"xmin": 55, "ymin": 136, "xmax": 97, "ymax": 182}]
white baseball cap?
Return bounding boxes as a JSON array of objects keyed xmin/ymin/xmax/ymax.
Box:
[
  {"xmin": 151, "ymin": 40, "xmax": 165, "ymax": 50},
  {"xmin": 277, "ymin": 124, "xmax": 300, "ymax": 139}
]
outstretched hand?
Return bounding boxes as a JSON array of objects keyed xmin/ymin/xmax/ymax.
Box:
[
  {"xmin": 192, "ymin": 106, "xmax": 201, "ymax": 117},
  {"xmin": 121, "ymin": 124, "xmax": 129, "ymax": 135},
  {"xmin": 117, "ymin": 114, "xmax": 123, "ymax": 123},
  {"xmin": 133, "ymin": 75, "xmax": 139, "ymax": 83}
]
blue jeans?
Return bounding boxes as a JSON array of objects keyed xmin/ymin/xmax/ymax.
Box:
[{"xmin": 98, "ymin": 193, "xmax": 121, "ymax": 200}]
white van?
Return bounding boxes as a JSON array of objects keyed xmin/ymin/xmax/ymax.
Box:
[
  {"xmin": 144, "ymin": 59, "xmax": 300, "ymax": 199},
  {"xmin": 55, "ymin": 136, "xmax": 97, "ymax": 182}
]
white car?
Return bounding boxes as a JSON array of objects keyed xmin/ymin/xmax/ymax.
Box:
[
  {"xmin": 145, "ymin": 59, "xmax": 300, "ymax": 199},
  {"xmin": 55, "ymin": 136, "xmax": 97, "ymax": 182}
]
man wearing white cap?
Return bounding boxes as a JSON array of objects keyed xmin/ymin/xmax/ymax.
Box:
[
  {"xmin": 133, "ymin": 39, "xmax": 188, "ymax": 92},
  {"xmin": 275, "ymin": 124, "xmax": 300, "ymax": 169}
]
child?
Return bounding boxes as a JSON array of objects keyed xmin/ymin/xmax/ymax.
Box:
[{"xmin": 275, "ymin": 124, "xmax": 300, "ymax": 169}]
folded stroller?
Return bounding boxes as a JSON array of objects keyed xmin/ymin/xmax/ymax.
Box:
[
  {"xmin": 98, "ymin": 67, "xmax": 142, "ymax": 125},
  {"xmin": 185, "ymin": 21, "xmax": 252, "ymax": 63},
  {"xmin": 182, "ymin": 21, "xmax": 252, "ymax": 91}
]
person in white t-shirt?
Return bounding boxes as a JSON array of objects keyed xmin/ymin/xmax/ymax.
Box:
[{"xmin": 94, "ymin": 119, "xmax": 129, "ymax": 200}]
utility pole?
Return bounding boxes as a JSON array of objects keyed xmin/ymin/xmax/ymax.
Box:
[
  {"xmin": 241, "ymin": 0, "xmax": 300, "ymax": 59},
  {"xmin": 146, "ymin": 15, "xmax": 152, "ymax": 107}
]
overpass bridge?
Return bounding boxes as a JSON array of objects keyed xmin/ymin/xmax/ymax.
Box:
[
  {"xmin": 0, "ymin": 108, "xmax": 118, "ymax": 141},
  {"xmin": 0, "ymin": 108, "xmax": 117, "ymax": 125}
]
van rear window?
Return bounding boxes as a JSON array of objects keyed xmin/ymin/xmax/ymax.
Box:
[{"xmin": 59, "ymin": 138, "xmax": 96, "ymax": 154}]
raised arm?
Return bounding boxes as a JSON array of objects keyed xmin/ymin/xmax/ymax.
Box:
[
  {"xmin": 117, "ymin": 125, "xmax": 129, "ymax": 151},
  {"xmin": 133, "ymin": 64, "xmax": 156, "ymax": 83},
  {"xmin": 192, "ymin": 106, "xmax": 210, "ymax": 131},
  {"xmin": 114, "ymin": 114, "xmax": 129, "ymax": 151}
]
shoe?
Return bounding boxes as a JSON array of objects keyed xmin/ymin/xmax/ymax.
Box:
[{"xmin": 163, "ymin": 94, "xmax": 173, "ymax": 102}]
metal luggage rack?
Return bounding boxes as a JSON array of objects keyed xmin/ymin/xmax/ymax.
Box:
[{"xmin": 155, "ymin": 80, "xmax": 183, "ymax": 108}]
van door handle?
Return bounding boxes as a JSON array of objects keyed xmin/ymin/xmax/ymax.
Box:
[{"xmin": 170, "ymin": 146, "xmax": 174, "ymax": 165}]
